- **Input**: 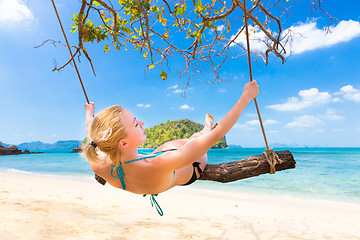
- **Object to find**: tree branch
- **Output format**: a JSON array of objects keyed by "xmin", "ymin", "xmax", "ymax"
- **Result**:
[{"xmin": 199, "ymin": 150, "xmax": 296, "ymax": 182}]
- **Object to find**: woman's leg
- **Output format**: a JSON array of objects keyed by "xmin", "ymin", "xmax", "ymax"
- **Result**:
[
  {"xmin": 152, "ymin": 113, "xmax": 215, "ymax": 152},
  {"xmin": 153, "ymin": 114, "xmax": 213, "ymax": 184},
  {"xmin": 187, "ymin": 113, "xmax": 214, "ymax": 140}
]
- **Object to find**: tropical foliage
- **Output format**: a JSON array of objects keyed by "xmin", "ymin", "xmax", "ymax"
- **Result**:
[
  {"xmin": 45, "ymin": 0, "xmax": 333, "ymax": 86},
  {"xmin": 140, "ymin": 118, "xmax": 227, "ymax": 149}
]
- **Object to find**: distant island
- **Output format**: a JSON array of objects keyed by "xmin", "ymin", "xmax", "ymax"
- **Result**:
[
  {"xmin": 0, "ymin": 140, "xmax": 82, "ymax": 152},
  {"xmin": 140, "ymin": 118, "xmax": 228, "ymax": 149},
  {"xmin": 0, "ymin": 144, "xmax": 43, "ymax": 155},
  {"xmin": 17, "ymin": 140, "xmax": 83, "ymax": 151}
]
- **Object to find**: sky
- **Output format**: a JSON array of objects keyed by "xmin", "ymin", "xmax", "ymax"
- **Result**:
[{"xmin": 0, "ymin": 0, "xmax": 359, "ymax": 147}]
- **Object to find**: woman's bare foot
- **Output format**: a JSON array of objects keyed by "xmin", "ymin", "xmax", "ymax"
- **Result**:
[
  {"xmin": 205, "ymin": 113, "xmax": 214, "ymax": 129},
  {"xmin": 188, "ymin": 113, "xmax": 216, "ymax": 140}
]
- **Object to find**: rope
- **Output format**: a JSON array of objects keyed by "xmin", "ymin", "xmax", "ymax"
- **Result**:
[
  {"xmin": 264, "ymin": 148, "xmax": 283, "ymax": 174},
  {"xmin": 51, "ymin": 0, "xmax": 90, "ymax": 104},
  {"xmin": 243, "ymin": 0, "xmax": 281, "ymax": 173},
  {"xmin": 53, "ymin": 0, "xmax": 109, "ymax": 183}
]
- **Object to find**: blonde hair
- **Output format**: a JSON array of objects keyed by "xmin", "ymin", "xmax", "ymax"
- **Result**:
[{"xmin": 82, "ymin": 105, "xmax": 127, "ymax": 167}]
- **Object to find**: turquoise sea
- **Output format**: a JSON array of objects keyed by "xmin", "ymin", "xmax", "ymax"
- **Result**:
[{"xmin": 1, "ymin": 147, "xmax": 359, "ymax": 202}]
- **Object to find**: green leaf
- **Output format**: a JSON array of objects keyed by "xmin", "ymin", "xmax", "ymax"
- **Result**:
[
  {"xmin": 179, "ymin": 7, "xmax": 185, "ymax": 16},
  {"xmin": 119, "ymin": 0, "xmax": 127, "ymax": 5},
  {"xmin": 194, "ymin": 0, "xmax": 203, "ymax": 13},
  {"xmin": 104, "ymin": 44, "xmax": 110, "ymax": 53},
  {"xmin": 206, "ymin": 21, "xmax": 213, "ymax": 28},
  {"xmin": 183, "ymin": 3, "xmax": 187, "ymax": 12},
  {"xmin": 150, "ymin": 5, "xmax": 159, "ymax": 12},
  {"xmin": 160, "ymin": 18, "xmax": 167, "ymax": 26},
  {"xmin": 122, "ymin": 26, "xmax": 131, "ymax": 33},
  {"xmin": 143, "ymin": 3, "xmax": 150, "ymax": 11},
  {"xmin": 160, "ymin": 71, "xmax": 167, "ymax": 80},
  {"xmin": 189, "ymin": 31, "xmax": 197, "ymax": 38},
  {"xmin": 163, "ymin": 29, "xmax": 170, "ymax": 38},
  {"xmin": 157, "ymin": 11, "xmax": 163, "ymax": 21}
]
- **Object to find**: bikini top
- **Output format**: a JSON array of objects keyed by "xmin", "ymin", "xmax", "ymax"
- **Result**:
[{"xmin": 110, "ymin": 149, "xmax": 176, "ymax": 216}]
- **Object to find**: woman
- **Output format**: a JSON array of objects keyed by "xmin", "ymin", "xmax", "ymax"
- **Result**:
[{"xmin": 83, "ymin": 80, "xmax": 259, "ymax": 197}]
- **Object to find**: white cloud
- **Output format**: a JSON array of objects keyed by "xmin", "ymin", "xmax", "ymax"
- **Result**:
[
  {"xmin": 167, "ymin": 84, "xmax": 178, "ymax": 89},
  {"xmin": 338, "ymin": 85, "xmax": 360, "ymax": 102},
  {"xmin": 173, "ymin": 89, "xmax": 183, "ymax": 94},
  {"xmin": 246, "ymin": 120, "xmax": 260, "ymax": 126},
  {"xmin": 267, "ymin": 88, "xmax": 331, "ymax": 111},
  {"xmin": 230, "ymin": 19, "xmax": 360, "ymax": 56},
  {"xmin": 284, "ymin": 20, "xmax": 360, "ymax": 55},
  {"xmin": 246, "ymin": 119, "xmax": 278, "ymax": 126},
  {"xmin": 180, "ymin": 104, "xmax": 194, "ymax": 110},
  {"xmin": 233, "ymin": 123, "xmax": 255, "ymax": 131},
  {"xmin": 0, "ymin": 0, "xmax": 34, "ymax": 27},
  {"xmin": 320, "ymin": 108, "xmax": 344, "ymax": 120},
  {"xmin": 332, "ymin": 97, "xmax": 342, "ymax": 103},
  {"xmin": 264, "ymin": 119, "xmax": 279, "ymax": 125},
  {"xmin": 286, "ymin": 115, "xmax": 323, "ymax": 128},
  {"xmin": 137, "ymin": 104, "xmax": 151, "ymax": 108},
  {"xmin": 167, "ymin": 84, "xmax": 186, "ymax": 94},
  {"xmin": 230, "ymin": 25, "xmax": 268, "ymax": 52}
]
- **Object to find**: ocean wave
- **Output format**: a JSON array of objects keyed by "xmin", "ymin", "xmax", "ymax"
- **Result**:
[
  {"xmin": 4, "ymin": 168, "xmax": 93, "ymax": 181},
  {"xmin": 6, "ymin": 168, "xmax": 34, "ymax": 175}
]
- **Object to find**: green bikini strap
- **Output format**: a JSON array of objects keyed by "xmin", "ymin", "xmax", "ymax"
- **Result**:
[
  {"xmin": 143, "ymin": 171, "xmax": 175, "ymax": 216},
  {"xmin": 143, "ymin": 194, "xmax": 163, "ymax": 216},
  {"xmin": 111, "ymin": 163, "xmax": 126, "ymax": 190},
  {"xmin": 111, "ymin": 153, "xmax": 162, "ymax": 190}
]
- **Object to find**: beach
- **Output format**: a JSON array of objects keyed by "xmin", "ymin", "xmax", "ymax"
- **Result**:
[{"xmin": 1, "ymin": 171, "xmax": 359, "ymax": 240}]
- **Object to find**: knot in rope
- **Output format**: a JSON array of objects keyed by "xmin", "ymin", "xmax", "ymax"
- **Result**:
[{"xmin": 263, "ymin": 148, "xmax": 282, "ymax": 174}]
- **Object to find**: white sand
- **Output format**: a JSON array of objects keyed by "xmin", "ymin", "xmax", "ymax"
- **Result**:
[{"xmin": 0, "ymin": 171, "xmax": 359, "ymax": 240}]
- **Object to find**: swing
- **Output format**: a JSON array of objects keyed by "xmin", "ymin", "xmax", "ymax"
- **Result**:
[{"xmin": 51, "ymin": 0, "xmax": 296, "ymax": 214}]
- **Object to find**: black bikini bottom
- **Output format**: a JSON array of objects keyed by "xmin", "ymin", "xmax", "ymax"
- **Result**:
[{"xmin": 181, "ymin": 162, "xmax": 203, "ymax": 186}]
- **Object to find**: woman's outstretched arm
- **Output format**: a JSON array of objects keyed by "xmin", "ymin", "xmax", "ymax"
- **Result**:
[
  {"xmin": 210, "ymin": 80, "xmax": 259, "ymax": 143},
  {"xmin": 155, "ymin": 81, "xmax": 259, "ymax": 172}
]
